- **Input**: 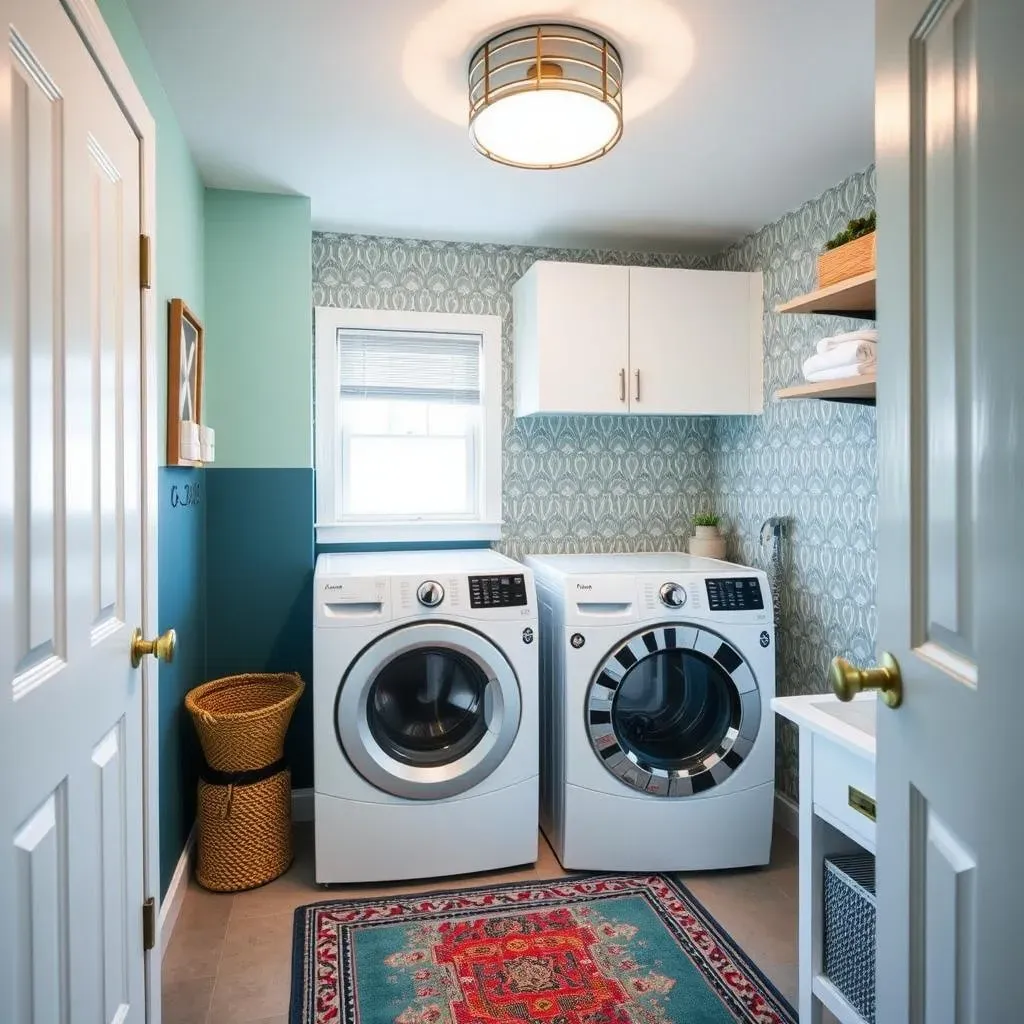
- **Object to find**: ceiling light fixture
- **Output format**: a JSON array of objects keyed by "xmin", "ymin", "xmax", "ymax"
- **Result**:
[{"xmin": 468, "ymin": 24, "xmax": 623, "ymax": 170}]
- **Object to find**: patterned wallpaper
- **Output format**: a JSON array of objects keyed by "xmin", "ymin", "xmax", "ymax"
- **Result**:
[
  {"xmin": 311, "ymin": 237, "xmax": 716, "ymax": 560},
  {"xmin": 712, "ymin": 166, "xmax": 878, "ymax": 801}
]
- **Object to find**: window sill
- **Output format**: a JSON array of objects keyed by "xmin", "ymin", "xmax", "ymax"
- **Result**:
[{"xmin": 315, "ymin": 521, "xmax": 503, "ymax": 545}]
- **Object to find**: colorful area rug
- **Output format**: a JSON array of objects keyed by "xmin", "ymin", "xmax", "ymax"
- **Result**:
[{"xmin": 290, "ymin": 874, "xmax": 796, "ymax": 1023}]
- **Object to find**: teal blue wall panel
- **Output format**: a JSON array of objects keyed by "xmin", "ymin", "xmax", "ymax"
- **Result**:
[
  {"xmin": 204, "ymin": 469, "xmax": 315, "ymax": 786},
  {"xmin": 157, "ymin": 470, "xmax": 205, "ymax": 894}
]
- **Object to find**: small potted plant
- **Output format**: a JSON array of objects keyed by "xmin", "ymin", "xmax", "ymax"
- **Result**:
[{"xmin": 688, "ymin": 512, "xmax": 727, "ymax": 560}]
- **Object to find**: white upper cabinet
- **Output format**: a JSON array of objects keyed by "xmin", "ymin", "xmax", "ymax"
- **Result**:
[
  {"xmin": 513, "ymin": 261, "xmax": 763, "ymax": 417},
  {"xmin": 513, "ymin": 261, "xmax": 630, "ymax": 415},
  {"xmin": 628, "ymin": 267, "xmax": 763, "ymax": 415}
]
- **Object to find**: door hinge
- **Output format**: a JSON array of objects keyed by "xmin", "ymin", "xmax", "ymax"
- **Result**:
[
  {"xmin": 139, "ymin": 233, "xmax": 152, "ymax": 290},
  {"xmin": 142, "ymin": 897, "xmax": 156, "ymax": 951}
]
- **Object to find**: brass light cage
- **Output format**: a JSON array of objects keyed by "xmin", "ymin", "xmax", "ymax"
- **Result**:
[{"xmin": 468, "ymin": 24, "xmax": 624, "ymax": 169}]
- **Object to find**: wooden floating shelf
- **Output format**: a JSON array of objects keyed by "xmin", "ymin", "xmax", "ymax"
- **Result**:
[
  {"xmin": 775, "ymin": 270, "xmax": 876, "ymax": 318},
  {"xmin": 775, "ymin": 373, "xmax": 876, "ymax": 404}
]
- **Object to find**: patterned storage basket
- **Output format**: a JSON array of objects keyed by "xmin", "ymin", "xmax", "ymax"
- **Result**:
[
  {"xmin": 186, "ymin": 673, "xmax": 304, "ymax": 892},
  {"xmin": 824, "ymin": 852, "xmax": 877, "ymax": 1023}
]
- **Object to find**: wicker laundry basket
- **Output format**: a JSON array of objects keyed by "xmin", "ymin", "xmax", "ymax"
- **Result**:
[{"xmin": 186, "ymin": 673, "xmax": 304, "ymax": 892}]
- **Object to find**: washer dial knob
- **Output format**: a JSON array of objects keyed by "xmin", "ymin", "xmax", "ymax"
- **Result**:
[
  {"xmin": 417, "ymin": 580, "xmax": 445, "ymax": 608},
  {"xmin": 659, "ymin": 582, "xmax": 686, "ymax": 609}
]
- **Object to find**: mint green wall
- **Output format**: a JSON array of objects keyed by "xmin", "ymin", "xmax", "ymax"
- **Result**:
[
  {"xmin": 96, "ymin": 0, "xmax": 208, "ymax": 899},
  {"xmin": 204, "ymin": 191, "xmax": 313, "ymax": 468},
  {"xmin": 96, "ymin": 0, "xmax": 205, "ymax": 457}
]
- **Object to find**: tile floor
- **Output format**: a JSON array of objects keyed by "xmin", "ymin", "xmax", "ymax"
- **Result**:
[{"xmin": 162, "ymin": 823, "xmax": 799, "ymax": 1024}]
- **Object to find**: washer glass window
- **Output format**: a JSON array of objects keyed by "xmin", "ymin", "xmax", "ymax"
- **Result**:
[
  {"xmin": 368, "ymin": 647, "xmax": 489, "ymax": 767},
  {"xmin": 336, "ymin": 622, "xmax": 523, "ymax": 801},
  {"xmin": 613, "ymin": 649, "xmax": 739, "ymax": 773},
  {"xmin": 587, "ymin": 625, "xmax": 761, "ymax": 797}
]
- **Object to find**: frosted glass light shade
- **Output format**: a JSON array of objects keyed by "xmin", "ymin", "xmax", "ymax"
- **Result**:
[{"xmin": 468, "ymin": 25, "xmax": 623, "ymax": 170}]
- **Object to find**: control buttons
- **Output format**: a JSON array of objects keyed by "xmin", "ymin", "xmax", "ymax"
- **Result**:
[
  {"xmin": 760, "ymin": 631, "xmax": 771, "ymax": 648},
  {"xmin": 659, "ymin": 582, "xmax": 687, "ymax": 609},
  {"xmin": 468, "ymin": 574, "xmax": 528, "ymax": 609},
  {"xmin": 416, "ymin": 580, "xmax": 445, "ymax": 608},
  {"xmin": 570, "ymin": 633, "xmax": 586, "ymax": 649},
  {"xmin": 522, "ymin": 627, "xmax": 534, "ymax": 645}
]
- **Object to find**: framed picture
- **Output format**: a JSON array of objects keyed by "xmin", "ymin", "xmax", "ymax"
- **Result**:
[{"xmin": 167, "ymin": 299, "xmax": 205, "ymax": 466}]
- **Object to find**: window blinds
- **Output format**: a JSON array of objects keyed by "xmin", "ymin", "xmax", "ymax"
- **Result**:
[{"xmin": 337, "ymin": 329, "xmax": 482, "ymax": 404}]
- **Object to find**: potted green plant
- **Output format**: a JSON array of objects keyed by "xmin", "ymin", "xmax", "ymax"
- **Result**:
[{"xmin": 689, "ymin": 512, "xmax": 727, "ymax": 560}]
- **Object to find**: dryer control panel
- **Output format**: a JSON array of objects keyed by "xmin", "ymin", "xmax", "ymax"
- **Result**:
[
  {"xmin": 705, "ymin": 576, "xmax": 764, "ymax": 611},
  {"xmin": 469, "ymin": 574, "xmax": 528, "ymax": 609}
]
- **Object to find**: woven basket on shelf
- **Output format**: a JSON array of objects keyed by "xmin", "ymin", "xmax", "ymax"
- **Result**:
[
  {"xmin": 817, "ymin": 231, "xmax": 876, "ymax": 288},
  {"xmin": 185, "ymin": 673, "xmax": 304, "ymax": 892}
]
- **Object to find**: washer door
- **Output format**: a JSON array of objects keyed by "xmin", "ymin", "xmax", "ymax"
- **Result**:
[
  {"xmin": 586, "ymin": 624, "xmax": 761, "ymax": 797},
  {"xmin": 337, "ymin": 623, "xmax": 522, "ymax": 800}
]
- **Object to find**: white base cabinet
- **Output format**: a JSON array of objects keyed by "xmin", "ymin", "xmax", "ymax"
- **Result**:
[{"xmin": 513, "ymin": 260, "xmax": 763, "ymax": 417}]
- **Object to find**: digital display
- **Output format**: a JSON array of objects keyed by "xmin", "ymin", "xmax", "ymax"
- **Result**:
[
  {"xmin": 469, "ymin": 574, "xmax": 528, "ymax": 609},
  {"xmin": 705, "ymin": 577, "xmax": 764, "ymax": 611}
]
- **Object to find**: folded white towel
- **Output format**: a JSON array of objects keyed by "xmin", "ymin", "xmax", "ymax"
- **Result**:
[
  {"xmin": 802, "ymin": 340, "xmax": 877, "ymax": 379},
  {"xmin": 816, "ymin": 328, "xmax": 879, "ymax": 354},
  {"xmin": 804, "ymin": 363, "xmax": 876, "ymax": 383}
]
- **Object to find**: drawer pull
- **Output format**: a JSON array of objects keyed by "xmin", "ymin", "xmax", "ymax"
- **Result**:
[{"xmin": 848, "ymin": 786, "xmax": 876, "ymax": 822}]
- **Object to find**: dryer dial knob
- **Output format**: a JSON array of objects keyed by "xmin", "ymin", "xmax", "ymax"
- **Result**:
[
  {"xmin": 417, "ymin": 580, "xmax": 445, "ymax": 608},
  {"xmin": 659, "ymin": 582, "xmax": 686, "ymax": 609}
]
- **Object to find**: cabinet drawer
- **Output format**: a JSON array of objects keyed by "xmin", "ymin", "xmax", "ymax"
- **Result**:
[{"xmin": 812, "ymin": 736, "xmax": 876, "ymax": 848}]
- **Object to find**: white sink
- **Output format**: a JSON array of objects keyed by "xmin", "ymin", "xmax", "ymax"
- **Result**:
[
  {"xmin": 810, "ymin": 694, "xmax": 877, "ymax": 738},
  {"xmin": 771, "ymin": 691, "xmax": 877, "ymax": 758}
]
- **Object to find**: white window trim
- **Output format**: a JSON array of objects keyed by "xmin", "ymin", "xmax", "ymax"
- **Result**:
[{"xmin": 314, "ymin": 307, "xmax": 503, "ymax": 544}]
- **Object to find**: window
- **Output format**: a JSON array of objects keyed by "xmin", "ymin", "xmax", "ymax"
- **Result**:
[{"xmin": 315, "ymin": 308, "xmax": 503, "ymax": 543}]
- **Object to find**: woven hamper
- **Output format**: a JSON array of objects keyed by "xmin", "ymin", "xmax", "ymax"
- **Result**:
[{"xmin": 186, "ymin": 673, "xmax": 304, "ymax": 892}]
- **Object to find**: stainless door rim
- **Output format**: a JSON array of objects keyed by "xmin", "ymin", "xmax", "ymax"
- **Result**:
[
  {"xmin": 336, "ymin": 622, "xmax": 522, "ymax": 800},
  {"xmin": 586, "ymin": 622, "xmax": 762, "ymax": 798}
]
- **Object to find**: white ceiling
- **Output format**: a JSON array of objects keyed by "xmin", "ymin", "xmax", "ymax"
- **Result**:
[{"xmin": 125, "ymin": 0, "xmax": 874, "ymax": 253}]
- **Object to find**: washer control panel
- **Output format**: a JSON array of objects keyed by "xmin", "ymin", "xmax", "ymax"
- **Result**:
[
  {"xmin": 705, "ymin": 577, "xmax": 764, "ymax": 611},
  {"xmin": 469, "ymin": 573, "xmax": 528, "ymax": 609}
]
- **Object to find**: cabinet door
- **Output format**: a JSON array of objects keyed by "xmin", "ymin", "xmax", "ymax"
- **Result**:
[
  {"xmin": 515, "ymin": 262, "xmax": 630, "ymax": 415},
  {"xmin": 628, "ymin": 267, "xmax": 763, "ymax": 415}
]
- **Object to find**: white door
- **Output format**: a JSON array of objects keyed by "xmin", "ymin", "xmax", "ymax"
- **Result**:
[
  {"xmin": 514, "ymin": 261, "xmax": 630, "ymax": 414},
  {"xmin": 875, "ymin": 0, "xmax": 1023, "ymax": 1019},
  {"xmin": 0, "ymin": 0, "xmax": 148, "ymax": 1020},
  {"xmin": 628, "ymin": 267, "xmax": 763, "ymax": 415}
]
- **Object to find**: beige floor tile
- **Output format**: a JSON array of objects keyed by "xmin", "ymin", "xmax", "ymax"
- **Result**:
[
  {"xmin": 162, "ymin": 975, "xmax": 214, "ymax": 1024},
  {"xmin": 206, "ymin": 963, "xmax": 292, "ymax": 1023},
  {"xmin": 756, "ymin": 958, "xmax": 799, "ymax": 1008},
  {"xmin": 219, "ymin": 912, "xmax": 295, "ymax": 977}
]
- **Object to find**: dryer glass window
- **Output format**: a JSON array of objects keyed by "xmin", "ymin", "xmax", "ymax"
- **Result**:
[
  {"xmin": 613, "ymin": 650, "xmax": 739, "ymax": 772},
  {"xmin": 367, "ymin": 648, "xmax": 489, "ymax": 767}
]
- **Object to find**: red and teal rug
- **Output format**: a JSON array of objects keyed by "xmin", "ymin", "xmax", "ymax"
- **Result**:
[{"xmin": 290, "ymin": 874, "xmax": 796, "ymax": 1023}]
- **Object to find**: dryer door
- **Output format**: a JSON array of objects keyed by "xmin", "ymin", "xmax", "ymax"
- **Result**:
[
  {"xmin": 586, "ymin": 624, "xmax": 761, "ymax": 797},
  {"xmin": 336, "ymin": 622, "xmax": 522, "ymax": 800}
]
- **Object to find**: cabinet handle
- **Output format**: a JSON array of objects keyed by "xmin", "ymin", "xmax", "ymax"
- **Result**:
[
  {"xmin": 619, "ymin": 368, "xmax": 626, "ymax": 403},
  {"xmin": 848, "ymin": 786, "xmax": 876, "ymax": 822},
  {"xmin": 634, "ymin": 369, "xmax": 641, "ymax": 402}
]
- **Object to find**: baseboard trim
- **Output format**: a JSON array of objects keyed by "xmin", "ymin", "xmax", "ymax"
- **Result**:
[
  {"xmin": 774, "ymin": 792, "xmax": 799, "ymax": 837},
  {"xmin": 158, "ymin": 824, "xmax": 195, "ymax": 956},
  {"xmin": 292, "ymin": 787, "xmax": 314, "ymax": 823}
]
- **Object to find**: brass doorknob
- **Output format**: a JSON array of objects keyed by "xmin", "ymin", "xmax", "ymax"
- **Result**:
[
  {"xmin": 830, "ymin": 652, "xmax": 902, "ymax": 708},
  {"xmin": 130, "ymin": 627, "xmax": 176, "ymax": 668}
]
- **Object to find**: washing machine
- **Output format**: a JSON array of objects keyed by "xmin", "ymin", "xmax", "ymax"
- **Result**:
[
  {"xmin": 313, "ymin": 550, "xmax": 539, "ymax": 883},
  {"xmin": 526, "ymin": 552, "xmax": 775, "ymax": 872}
]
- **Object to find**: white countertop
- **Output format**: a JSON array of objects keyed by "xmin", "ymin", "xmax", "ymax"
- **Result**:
[{"xmin": 771, "ymin": 692, "xmax": 877, "ymax": 760}]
